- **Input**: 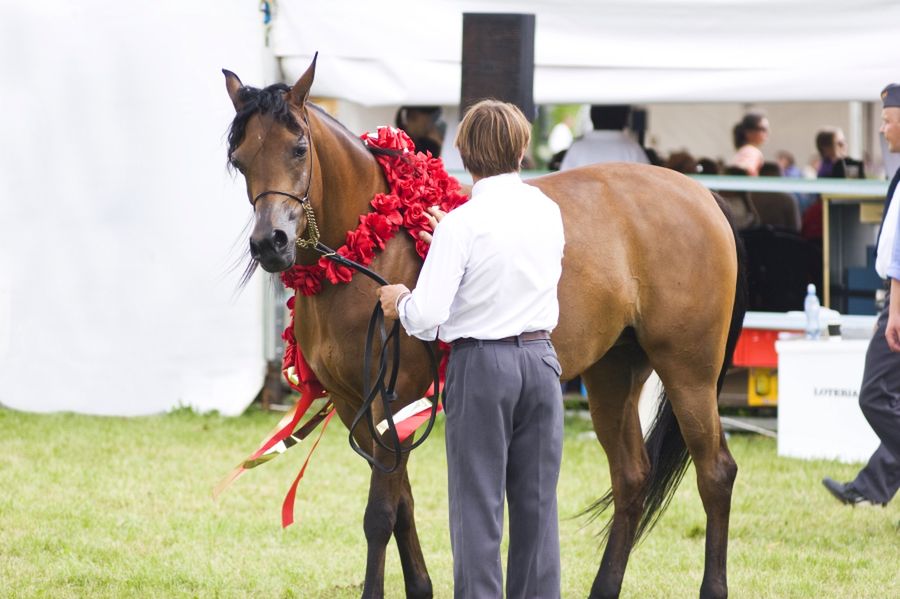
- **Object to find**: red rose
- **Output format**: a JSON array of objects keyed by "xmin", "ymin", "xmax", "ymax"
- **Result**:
[
  {"xmin": 371, "ymin": 193, "xmax": 402, "ymax": 215},
  {"xmin": 403, "ymin": 203, "xmax": 431, "ymax": 230},
  {"xmin": 361, "ymin": 212, "xmax": 395, "ymax": 249},
  {"xmin": 394, "ymin": 177, "xmax": 416, "ymax": 200},
  {"xmin": 297, "ymin": 271, "xmax": 324, "ymax": 296},
  {"xmin": 393, "ymin": 129, "xmax": 415, "ymax": 152},
  {"xmin": 415, "ymin": 237, "xmax": 431, "ymax": 259},
  {"xmin": 346, "ymin": 228, "xmax": 376, "ymax": 264},
  {"xmin": 321, "ymin": 247, "xmax": 354, "ymax": 284},
  {"xmin": 441, "ymin": 192, "xmax": 468, "ymax": 213}
]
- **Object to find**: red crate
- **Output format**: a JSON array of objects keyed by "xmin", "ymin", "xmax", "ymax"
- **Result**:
[{"xmin": 732, "ymin": 328, "xmax": 798, "ymax": 369}]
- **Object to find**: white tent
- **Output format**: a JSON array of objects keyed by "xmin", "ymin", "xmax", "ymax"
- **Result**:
[
  {"xmin": 272, "ymin": 0, "xmax": 900, "ymax": 106},
  {"xmin": 0, "ymin": 1, "xmax": 269, "ymax": 416},
  {"xmin": 2, "ymin": 1, "xmax": 897, "ymax": 417}
]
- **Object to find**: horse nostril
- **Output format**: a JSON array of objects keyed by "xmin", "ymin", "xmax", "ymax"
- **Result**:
[
  {"xmin": 273, "ymin": 229, "xmax": 288, "ymax": 249},
  {"xmin": 249, "ymin": 238, "xmax": 261, "ymax": 260}
]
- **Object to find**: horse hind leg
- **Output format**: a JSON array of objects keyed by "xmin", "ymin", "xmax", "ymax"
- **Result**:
[
  {"xmin": 581, "ymin": 343, "xmax": 653, "ymax": 599},
  {"xmin": 654, "ymin": 357, "xmax": 737, "ymax": 599}
]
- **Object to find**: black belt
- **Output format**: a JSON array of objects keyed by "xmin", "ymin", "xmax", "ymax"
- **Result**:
[{"xmin": 451, "ymin": 330, "xmax": 551, "ymax": 348}]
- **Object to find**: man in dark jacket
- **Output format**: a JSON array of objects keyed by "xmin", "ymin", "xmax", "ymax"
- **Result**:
[{"xmin": 822, "ymin": 83, "xmax": 900, "ymax": 507}]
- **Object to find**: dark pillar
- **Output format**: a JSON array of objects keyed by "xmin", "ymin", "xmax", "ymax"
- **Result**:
[
  {"xmin": 461, "ymin": 13, "xmax": 535, "ymax": 121},
  {"xmin": 631, "ymin": 108, "xmax": 648, "ymax": 147}
]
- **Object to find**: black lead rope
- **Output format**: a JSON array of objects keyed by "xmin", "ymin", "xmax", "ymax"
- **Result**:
[{"xmin": 314, "ymin": 241, "xmax": 442, "ymax": 473}]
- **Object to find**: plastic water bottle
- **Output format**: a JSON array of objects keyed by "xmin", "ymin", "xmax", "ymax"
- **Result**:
[{"xmin": 804, "ymin": 284, "xmax": 820, "ymax": 339}]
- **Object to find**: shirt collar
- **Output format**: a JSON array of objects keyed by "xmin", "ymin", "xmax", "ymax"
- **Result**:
[
  {"xmin": 471, "ymin": 172, "xmax": 522, "ymax": 197},
  {"xmin": 583, "ymin": 130, "xmax": 629, "ymax": 140}
]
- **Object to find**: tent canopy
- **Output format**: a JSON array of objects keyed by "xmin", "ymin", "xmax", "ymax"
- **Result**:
[{"xmin": 272, "ymin": 0, "xmax": 900, "ymax": 106}]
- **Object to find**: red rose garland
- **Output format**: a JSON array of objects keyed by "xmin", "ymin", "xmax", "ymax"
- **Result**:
[{"xmin": 278, "ymin": 127, "xmax": 468, "ymax": 397}]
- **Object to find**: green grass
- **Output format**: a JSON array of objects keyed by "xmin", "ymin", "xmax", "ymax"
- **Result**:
[{"xmin": 0, "ymin": 407, "xmax": 896, "ymax": 598}]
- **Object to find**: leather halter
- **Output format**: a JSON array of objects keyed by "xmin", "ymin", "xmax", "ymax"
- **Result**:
[{"xmin": 250, "ymin": 116, "xmax": 321, "ymax": 250}]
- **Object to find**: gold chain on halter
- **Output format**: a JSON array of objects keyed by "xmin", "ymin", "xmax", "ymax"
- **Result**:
[{"xmin": 296, "ymin": 201, "xmax": 321, "ymax": 249}]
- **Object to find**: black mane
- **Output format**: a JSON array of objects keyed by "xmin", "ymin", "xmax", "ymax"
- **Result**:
[
  {"xmin": 226, "ymin": 83, "xmax": 301, "ymax": 160},
  {"xmin": 226, "ymin": 83, "xmax": 405, "ymax": 164}
]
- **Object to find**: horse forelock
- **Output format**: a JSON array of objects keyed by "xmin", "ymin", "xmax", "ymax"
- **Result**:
[{"xmin": 226, "ymin": 83, "xmax": 302, "ymax": 161}]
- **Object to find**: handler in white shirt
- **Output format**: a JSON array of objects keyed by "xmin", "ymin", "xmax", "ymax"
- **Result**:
[{"xmin": 379, "ymin": 99, "xmax": 565, "ymax": 599}]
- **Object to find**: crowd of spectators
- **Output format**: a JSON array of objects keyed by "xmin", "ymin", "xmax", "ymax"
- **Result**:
[
  {"xmin": 546, "ymin": 107, "xmax": 868, "ymax": 237},
  {"xmin": 541, "ymin": 107, "xmax": 875, "ymax": 312}
]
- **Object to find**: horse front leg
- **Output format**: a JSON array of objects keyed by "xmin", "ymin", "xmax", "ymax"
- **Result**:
[
  {"xmin": 394, "ymin": 471, "xmax": 433, "ymax": 598},
  {"xmin": 361, "ymin": 446, "xmax": 426, "ymax": 599}
]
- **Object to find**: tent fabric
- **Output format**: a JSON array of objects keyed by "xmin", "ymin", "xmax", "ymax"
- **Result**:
[
  {"xmin": 272, "ymin": 0, "xmax": 900, "ymax": 105},
  {"xmin": 0, "ymin": 1, "xmax": 268, "ymax": 416}
]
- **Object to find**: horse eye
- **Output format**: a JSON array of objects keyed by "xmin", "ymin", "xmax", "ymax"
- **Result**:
[
  {"xmin": 293, "ymin": 144, "xmax": 308, "ymax": 158},
  {"xmin": 229, "ymin": 157, "xmax": 243, "ymax": 171}
]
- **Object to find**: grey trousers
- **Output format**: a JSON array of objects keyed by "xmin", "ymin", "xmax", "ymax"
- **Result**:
[
  {"xmin": 850, "ymin": 296, "xmax": 900, "ymax": 504},
  {"xmin": 444, "ymin": 338, "xmax": 563, "ymax": 599}
]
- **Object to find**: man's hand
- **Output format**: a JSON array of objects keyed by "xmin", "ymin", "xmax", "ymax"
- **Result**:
[
  {"xmin": 418, "ymin": 206, "xmax": 447, "ymax": 245},
  {"xmin": 888, "ymin": 279, "xmax": 900, "ymax": 353},
  {"xmin": 886, "ymin": 313, "xmax": 900, "ymax": 352},
  {"xmin": 378, "ymin": 284, "xmax": 411, "ymax": 320}
]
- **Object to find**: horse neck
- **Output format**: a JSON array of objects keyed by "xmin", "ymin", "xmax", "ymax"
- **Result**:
[{"xmin": 308, "ymin": 110, "xmax": 387, "ymax": 248}]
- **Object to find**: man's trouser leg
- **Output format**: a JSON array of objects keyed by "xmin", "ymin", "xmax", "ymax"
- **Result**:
[
  {"xmin": 852, "ymin": 300, "xmax": 900, "ymax": 504},
  {"xmin": 505, "ymin": 340, "xmax": 563, "ymax": 599},
  {"xmin": 445, "ymin": 342, "xmax": 515, "ymax": 599}
]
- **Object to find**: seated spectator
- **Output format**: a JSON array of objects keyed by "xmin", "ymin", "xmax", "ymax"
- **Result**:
[
  {"xmin": 719, "ymin": 166, "xmax": 760, "ymax": 229},
  {"xmin": 804, "ymin": 128, "xmax": 867, "ymax": 241},
  {"xmin": 815, "ymin": 127, "xmax": 847, "ymax": 177},
  {"xmin": 776, "ymin": 149, "xmax": 817, "ymax": 215},
  {"xmin": 697, "ymin": 157, "xmax": 720, "ymax": 174},
  {"xmin": 750, "ymin": 162, "xmax": 801, "ymax": 231},
  {"xmin": 776, "ymin": 150, "xmax": 802, "ymax": 178},
  {"xmin": 560, "ymin": 105, "xmax": 650, "ymax": 169},
  {"xmin": 728, "ymin": 112, "xmax": 769, "ymax": 176},
  {"xmin": 664, "ymin": 150, "xmax": 698, "ymax": 174},
  {"xmin": 815, "ymin": 127, "xmax": 865, "ymax": 178}
]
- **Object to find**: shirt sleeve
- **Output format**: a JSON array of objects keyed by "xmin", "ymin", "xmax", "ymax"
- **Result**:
[
  {"xmin": 398, "ymin": 214, "xmax": 469, "ymax": 340},
  {"xmin": 887, "ymin": 208, "xmax": 900, "ymax": 280}
]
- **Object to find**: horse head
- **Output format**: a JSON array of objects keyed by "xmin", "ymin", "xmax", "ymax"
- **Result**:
[{"xmin": 224, "ymin": 56, "xmax": 319, "ymax": 273}]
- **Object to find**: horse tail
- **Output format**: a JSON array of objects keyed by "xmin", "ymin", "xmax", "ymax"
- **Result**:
[
  {"xmin": 712, "ymin": 190, "xmax": 749, "ymax": 396},
  {"xmin": 582, "ymin": 190, "xmax": 748, "ymax": 545}
]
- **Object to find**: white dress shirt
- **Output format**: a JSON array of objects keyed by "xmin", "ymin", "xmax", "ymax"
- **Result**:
[
  {"xmin": 398, "ymin": 172, "xmax": 565, "ymax": 342},
  {"xmin": 876, "ymin": 183, "xmax": 900, "ymax": 279},
  {"xmin": 560, "ymin": 130, "xmax": 649, "ymax": 170}
]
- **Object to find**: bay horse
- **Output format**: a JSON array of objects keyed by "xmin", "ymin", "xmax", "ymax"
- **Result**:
[{"xmin": 223, "ymin": 57, "xmax": 745, "ymax": 599}]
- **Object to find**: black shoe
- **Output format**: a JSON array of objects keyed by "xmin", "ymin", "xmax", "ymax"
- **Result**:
[{"xmin": 822, "ymin": 477, "xmax": 886, "ymax": 507}]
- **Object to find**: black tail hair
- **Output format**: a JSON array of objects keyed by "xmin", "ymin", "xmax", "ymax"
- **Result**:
[{"xmin": 582, "ymin": 190, "xmax": 748, "ymax": 545}]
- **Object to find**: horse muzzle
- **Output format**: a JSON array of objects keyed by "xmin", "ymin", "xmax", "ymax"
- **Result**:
[{"xmin": 249, "ymin": 225, "xmax": 296, "ymax": 272}]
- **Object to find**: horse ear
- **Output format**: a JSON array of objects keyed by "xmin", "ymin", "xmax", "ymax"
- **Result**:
[
  {"xmin": 288, "ymin": 52, "xmax": 318, "ymax": 107},
  {"xmin": 223, "ymin": 69, "xmax": 245, "ymax": 111}
]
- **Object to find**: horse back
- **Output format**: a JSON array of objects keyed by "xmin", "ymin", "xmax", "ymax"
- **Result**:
[{"xmin": 527, "ymin": 163, "xmax": 738, "ymax": 378}]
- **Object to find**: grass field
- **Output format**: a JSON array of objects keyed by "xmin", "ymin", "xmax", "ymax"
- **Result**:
[{"xmin": 0, "ymin": 406, "xmax": 897, "ymax": 598}]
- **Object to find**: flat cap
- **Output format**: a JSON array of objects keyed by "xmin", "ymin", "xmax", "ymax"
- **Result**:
[{"xmin": 881, "ymin": 83, "xmax": 900, "ymax": 108}]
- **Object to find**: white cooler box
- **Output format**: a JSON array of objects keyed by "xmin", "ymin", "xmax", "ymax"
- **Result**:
[{"xmin": 775, "ymin": 339, "xmax": 880, "ymax": 463}]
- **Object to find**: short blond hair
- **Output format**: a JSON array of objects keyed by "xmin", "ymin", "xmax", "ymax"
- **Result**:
[{"xmin": 455, "ymin": 100, "xmax": 531, "ymax": 178}]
